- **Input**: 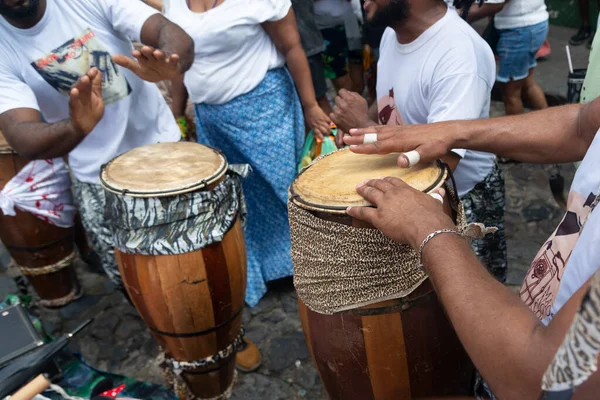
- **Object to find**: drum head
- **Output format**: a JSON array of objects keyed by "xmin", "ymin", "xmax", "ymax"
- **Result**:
[
  {"xmin": 100, "ymin": 142, "xmax": 228, "ymax": 197},
  {"xmin": 0, "ymin": 131, "xmax": 14, "ymax": 154},
  {"xmin": 291, "ymin": 149, "xmax": 446, "ymax": 213}
]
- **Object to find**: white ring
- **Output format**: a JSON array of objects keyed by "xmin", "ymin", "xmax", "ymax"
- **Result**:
[
  {"xmin": 363, "ymin": 133, "xmax": 377, "ymax": 144},
  {"xmin": 430, "ymin": 193, "xmax": 444, "ymax": 204},
  {"xmin": 403, "ymin": 150, "xmax": 421, "ymax": 168}
]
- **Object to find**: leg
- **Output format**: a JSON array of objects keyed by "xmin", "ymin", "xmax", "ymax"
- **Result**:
[
  {"xmin": 580, "ymin": 0, "xmax": 591, "ymax": 28},
  {"xmin": 523, "ymin": 68, "xmax": 548, "ymax": 110},
  {"xmin": 71, "ymin": 178, "xmax": 122, "ymax": 288},
  {"xmin": 570, "ymin": 0, "xmax": 593, "ymax": 45},
  {"xmin": 348, "ymin": 50, "xmax": 364, "ymax": 94},
  {"xmin": 321, "ymin": 25, "xmax": 353, "ymax": 93},
  {"xmin": 460, "ymin": 163, "xmax": 508, "ymax": 283},
  {"xmin": 501, "ymin": 78, "xmax": 526, "ymax": 115},
  {"xmin": 307, "ymin": 54, "xmax": 333, "ymax": 116}
]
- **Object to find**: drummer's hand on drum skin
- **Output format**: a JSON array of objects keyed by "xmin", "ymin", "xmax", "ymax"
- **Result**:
[
  {"xmin": 330, "ymin": 89, "xmax": 376, "ymax": 134},
  {"xmin": 343, "ymin": 122, "xmax": 459, "ymax": 168},
  {"xmin": 304, "ymin": 104, "xmax": 331, "ymax": 139},
  {"xmin": 346, "ymin": 177, "xmax": 455, "ymax": 250},
  {"xmin": 69, "ymin": 68, "xmax": 105, "ymax": 136},
  {"xmin": 113, "ymin": 46, "xmax": 182, "ymax": 83}
]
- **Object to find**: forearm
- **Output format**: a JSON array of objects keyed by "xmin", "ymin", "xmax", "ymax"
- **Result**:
[
  {"xmin": 171, "ymin": 75, "xmax": 188, "ymax": 118},
  {"xmin": 452, "ymin": 102, "xmax": 595, "ymax": 163},
  {"xmin": 143, "ymin": 0, "xmax": 163, "ymax": 11},
  {"xmin": 466, "ymin": 4, "xmax": 504, "ymax": 23},
  {"xmin": 6, "ymin": 120, "xmax": 85, "ymax": 160},
  {"xmin": 140, "ymin": 14, "xmax": 194, "ymax": 73},
  {"xmin": 421, "ymin": 235, "xmax": 556, "ymax": 399},
  {"xmin": 285, "ymin": 46, "xmax": 318, "ymax": 109}
]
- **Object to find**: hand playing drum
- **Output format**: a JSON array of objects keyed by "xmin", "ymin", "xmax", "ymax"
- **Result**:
[
  {"xmin": 343, "ymin": 123, "xmax": 460, "ymax": 168},
  {"xmin": 347, "ymin": 177, "xmax": 454, "ymax": 250}
]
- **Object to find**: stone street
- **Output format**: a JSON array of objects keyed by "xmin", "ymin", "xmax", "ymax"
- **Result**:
[{"xmin": 0, "ymin": 22, "xmax": 585, "ymax": 400}]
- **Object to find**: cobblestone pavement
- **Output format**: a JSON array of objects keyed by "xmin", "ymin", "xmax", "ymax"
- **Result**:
[
  {"xmin": 0, "ymin": 21, "xmax": 583, "ymax": 396},
  {"xmin": 0, "ymin": 125, "xmax": 575, "ymax": 399}
]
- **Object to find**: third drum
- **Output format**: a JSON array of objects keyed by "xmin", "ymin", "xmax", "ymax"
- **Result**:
[
  {"xmin": 101, "ymin": 142, "xmax": 248, "ymax": 400},
  {"xmin": 0, "ymin": 131, "xmax": 80, "ymax": 308},
  {"xmin": 289, "ymin": 149, "xmax": 474, "ymax": 399}
]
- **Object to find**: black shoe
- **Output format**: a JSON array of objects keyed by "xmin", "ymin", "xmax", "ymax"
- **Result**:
[
  {"xmin": 588, "ymin": 33, "xmax": 595, "ymax": 49},
  {"xmin": 570, "ymin": 26, "xmax": 592, "ymax": 46}
]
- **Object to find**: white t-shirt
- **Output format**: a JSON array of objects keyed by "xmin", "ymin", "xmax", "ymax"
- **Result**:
[
  {"xmin": 313, "ymin": 0, "xmax": 353, "ymax": 29},
  {"xmin": 164, "ymin": 0, "xmax": 290, "ymax": 105},
  {"xmin": 376, "ymin": 10, "xmax": 496, "ymax": 197},
  {"xmin": 520, "ymin": 131, "xmax": 600, "ymax": 326},
  {"xmin": 494, "ymin": 0, "xmax": 548, "ymax": 30},
  {"xmin": 0, "ymin": 0, "xmax": 180, "ymax": 184}
]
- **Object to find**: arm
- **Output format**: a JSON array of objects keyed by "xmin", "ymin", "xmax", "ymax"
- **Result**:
[
  {"xmin": 111, "ymin": 0, "xmax": 194, "ymax": 82},
  {"xmin": 263, "ymin": 9, "xmax": 331, "ymax": 138},
  {"xmin": 0, "ymin": 69, "xmax": 104, "ymax": 160},
  {"xmin": 345, "ymin": 177, "xmax": 596, "ymax": 399},
  {"xmin": 466, "ymin": 2, "xmax": 505, "ymax": 23},
  {"xmin": 143, "ymin": 0, "xmax": 164, "ymax": 11},
  {"xmin": 344, "ymin": 99, "xmax": 597, "ymax": 167},
  {"xmin": 139, "ymin": 14, "xmax": 194, "ymax": 73},
  {"xmin": 171, "ymin": 74, "xmax": 188, "ymax": 119}
]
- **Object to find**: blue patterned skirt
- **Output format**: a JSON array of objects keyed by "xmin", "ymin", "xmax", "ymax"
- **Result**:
[{"xmin": 194, "ymin": 68, "xmax": 305, "ymax": 307}]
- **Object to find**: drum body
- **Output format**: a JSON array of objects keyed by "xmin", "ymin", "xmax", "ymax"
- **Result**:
[
  {"xmin": 290, "ymin": 150, "xmax": 474, "ymax": 399},
  {"xmin": 0, "ymin": 135, "xmax": 79, "ymax": 307},
  {"xmin": 101, "ymin": 142, "xmax": 247, "ymax": 400}
]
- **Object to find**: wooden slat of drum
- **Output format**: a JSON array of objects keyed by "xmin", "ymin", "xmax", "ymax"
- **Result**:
[
  {"xmin": 202, "ymin": 241, "xmax": 233, "ymax": 349},
  {"xmin": 304, "ymin": 305, "xmax": 376, "ymax": 400},
  {"xmin": 361, "ymin": 312, "xmax": 411, "ymax": 399},
  {"xmin": 222, "ymin": 220, "xmax": 247, "ymax": 323},
  {"xmin": 155, "ymin": 251, "xmax": 217, "ymax": 360},
  {"xmin": 401, "ymin": 290, "xmax": 474, "ymax": 398}
]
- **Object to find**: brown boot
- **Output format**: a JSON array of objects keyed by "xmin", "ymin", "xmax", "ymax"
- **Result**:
[{"xmin": 236, "ymin": 339, "xmax": 262, "ymax": 372}]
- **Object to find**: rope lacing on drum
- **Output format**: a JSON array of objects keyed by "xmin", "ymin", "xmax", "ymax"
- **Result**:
[{"xmin": 18, "ymin": 251, "xmax": 75, "ymax": 276}]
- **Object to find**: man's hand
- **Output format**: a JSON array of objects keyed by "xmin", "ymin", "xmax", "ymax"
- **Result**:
[
  {"xmin": 113, "ymin": 46, "xmax": 182, "ymax": 83},
  {"xmin": 304, "ymin": 104, "xmax": 331, "ymax": 139},
  {"xmin": 346, "ymin": 177, "xmax": 455, "ymax": 249},
  {"xmin": 343, "ymin": 122, "xmax": 460, "ymax": 168},
  {"xmin": 69, "ymin": 68, "xmax": 104, "ymax": 135},
  {"xmin": 330, "ymin": 89, "xmax": 375, "ymax": 133}
]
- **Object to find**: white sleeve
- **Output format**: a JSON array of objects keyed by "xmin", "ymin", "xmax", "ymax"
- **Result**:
[
  {"xmin": 265, "ymin": 0, "xmax": 292, "ymax": 21},
  {"xmin": 0, "ymin": 60, "xmax": 39, "ymax": 115},
  {"xmin": 427, "ymin": 72, "xmax": 491, "ymax": 158},
  {"xmin": 93, "ymin": 0, "xmax": 160, "ymax": 42}
]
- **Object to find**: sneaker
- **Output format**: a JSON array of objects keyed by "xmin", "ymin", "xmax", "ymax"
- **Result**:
[
  {"xmin": 236, "ymin": 339, "xmax": 262, "ymax": 372},
  {"xmin": 570, "ymin": 26, "xmax": 592, "ymax": 46}
]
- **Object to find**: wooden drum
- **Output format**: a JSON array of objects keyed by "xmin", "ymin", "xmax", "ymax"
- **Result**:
[
  {"xmin": 100, "ymin": 142, "xmax": 247, "ymax": 400},
  {"xmin": 0, "ymin": 132, "xmax": 80, "ymax": 308},
  {"xmin": 289, "ymin": 149, "xmax": 474, "ymax": 400}
]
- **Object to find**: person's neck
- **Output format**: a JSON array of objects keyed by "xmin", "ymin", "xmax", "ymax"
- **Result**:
[
  {"xmin": 3, "ymin": 0, "xmax": 46, "ymax": 29},
  {"xmin": 391, "ymin": 3, "xmax": 447, "ymax": 45}
]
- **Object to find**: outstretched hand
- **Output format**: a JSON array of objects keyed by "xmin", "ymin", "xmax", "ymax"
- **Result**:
[
  {"xmin": 346, "ymin": 177, "xmax": 455, "ymax": 250},
  {"xmin": 113, "ymin": 46, "xmax": 182, "ymax": 82},
  {"xmin": 69, "ymin": 67, "xmax": 104, "ymax": 135},
  {"xmin": 343, "ymin": 123, "xmax": 459, "ymax": 168}
]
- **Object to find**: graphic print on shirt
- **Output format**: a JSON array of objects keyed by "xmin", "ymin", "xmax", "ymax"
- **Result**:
[
  {"xmin": 377, "ymin": 88, "xmax": 405, "ymax": 126},
  {"xmin": 520, "ymin": 190, "xmax": 597, "ymax": 321},
  {"xmin": 31, "ymin": 28, "xmax": 131, "ymax": 105}
]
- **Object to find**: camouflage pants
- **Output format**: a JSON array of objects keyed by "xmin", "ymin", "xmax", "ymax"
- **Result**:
[
  {"xmin": 461, "ymin": 162, "xmax": 508, "ymax": 283},
  {"xmin": 71, "ymin": 177, "xmax": 121, "ymax": 288}
]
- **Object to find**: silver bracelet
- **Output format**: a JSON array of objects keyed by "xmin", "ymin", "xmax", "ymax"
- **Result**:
[{"xmin": 418, "ymin": 229, "xmax": 464, "ymax": 267}]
